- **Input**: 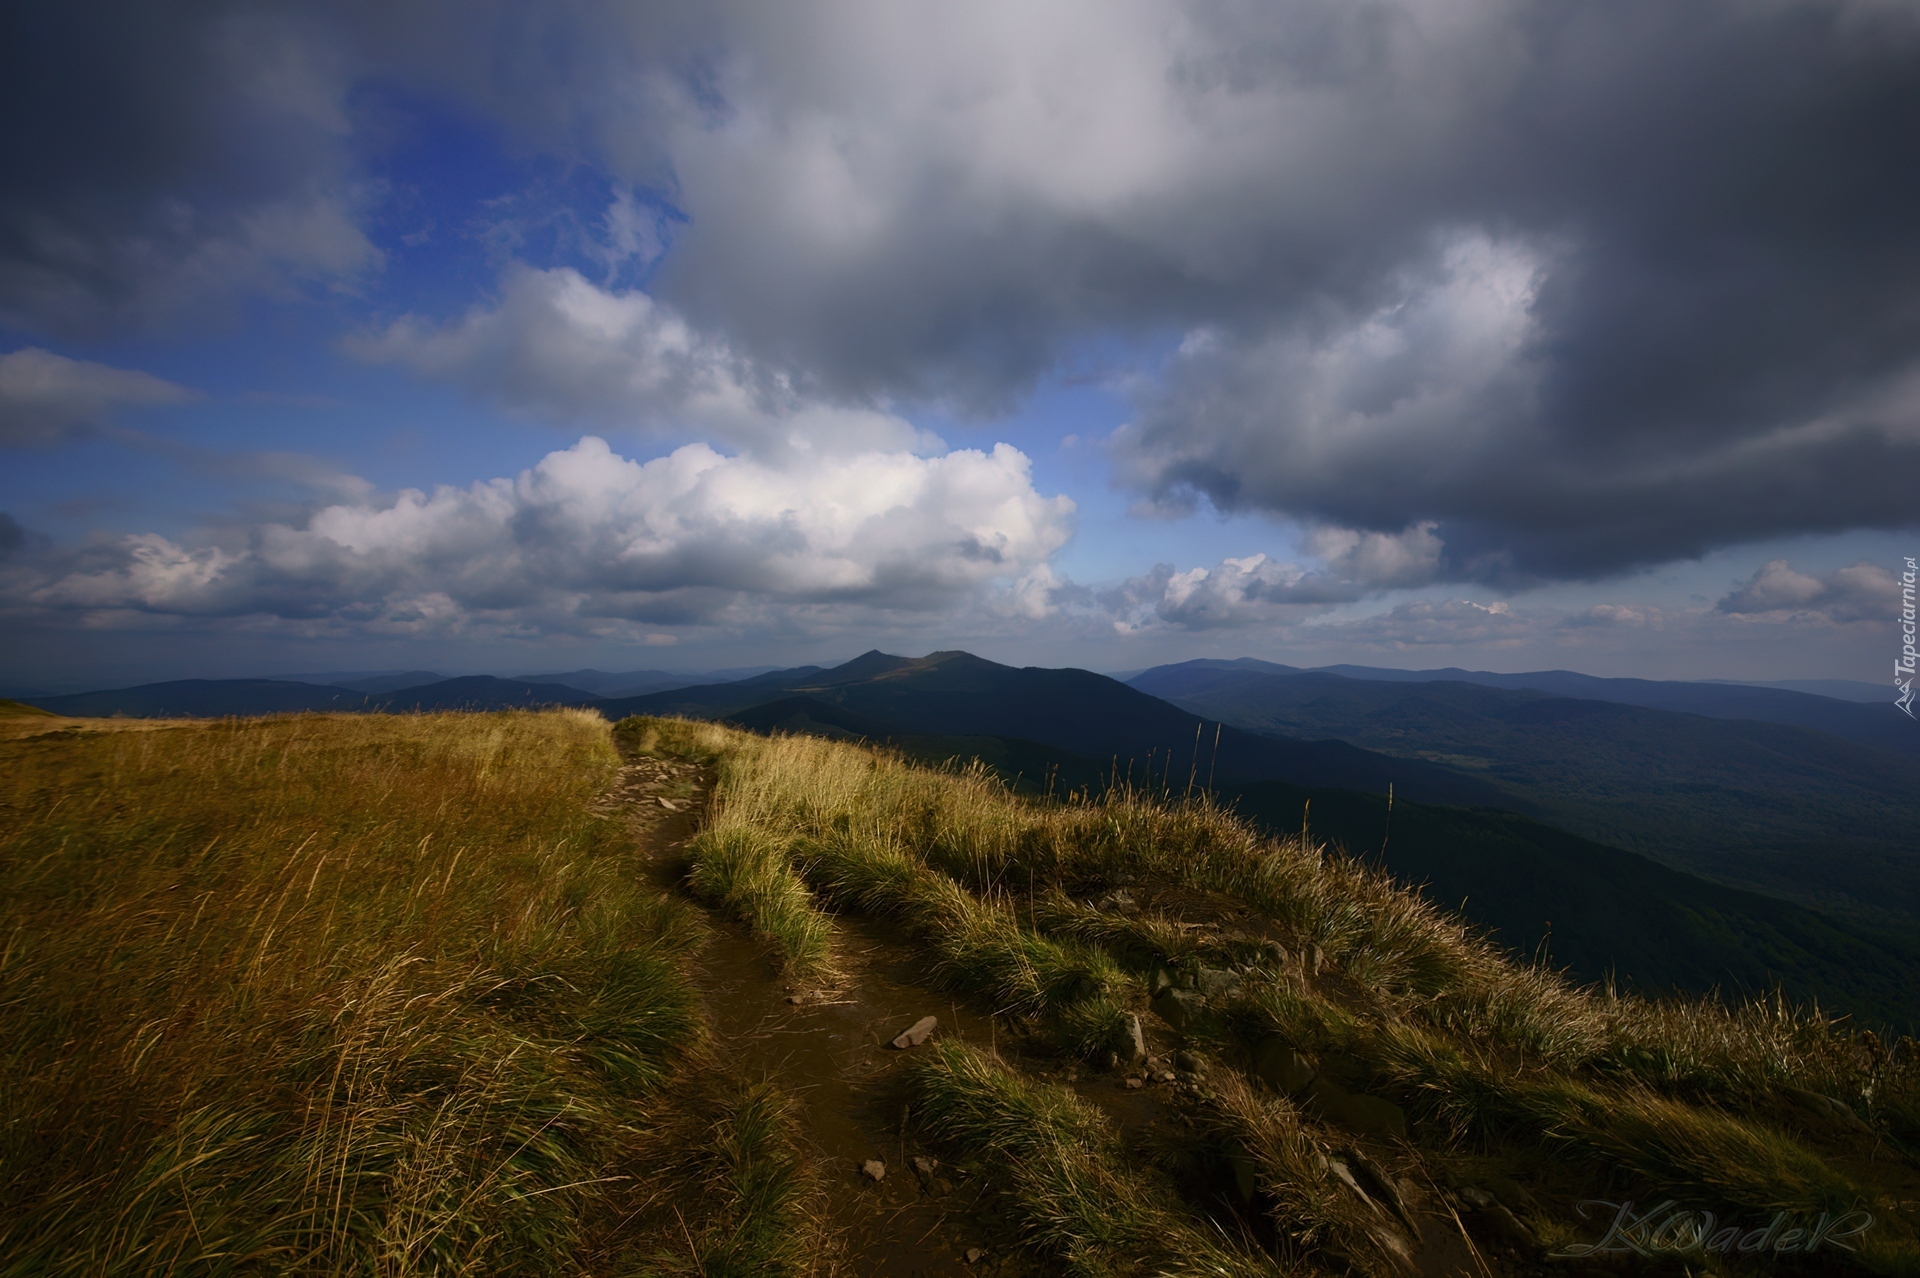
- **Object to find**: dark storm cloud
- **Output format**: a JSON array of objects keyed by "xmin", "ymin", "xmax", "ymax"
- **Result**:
[
  {"xmin": 0, "ymin": 3, "xmax": 378, "ymax": 333},
  {"xmin": 0, "ymin": 513, "xmax": 31, "ymax": 558},
  {"xmin": 8, "ymin": 0, "xmax": 1919, "ymax": 579},
  {"xmin": 1093, "ymin": 0, "xmax": 1920, "ymax": 580}
]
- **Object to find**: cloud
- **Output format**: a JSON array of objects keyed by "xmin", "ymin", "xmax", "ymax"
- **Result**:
[
  {"xmin": 613, "ymin": 0, "xmax": 1920, "ymax": 568},
  {"xmin": 0, "ymin": 7, "xmax": 380, "ymax": 333},
  {"xmin": 0, "ymin": 513, "xmax": 31, "ymax": 558},
  {"xmin": 1565, "ymin": 603, "xmax": 1665, "ymax": 629},
  {"xmin": 1717, "ymin": 559, "xmax": 1899, "ymax": 623},
  {"xmin": 1327, "ymin": 598, "xmax": 1532, "ymax": 649},
  {"xmin": 1115, "ymin": 230, "xmax": 1920, "ymax": 582},
  {"xmin": 10, "ymin": 0, "xmax": 1920, "ymax": 578},
  {"xmin": 7, "ymin": 435, "xmax": 1072, "ymax": 637},
  {"xmin": 350, "ymin": 265, "xmax": 930, "ymax": 455},
  {"xmin": 1305, "ymin": 523, "xmax": 1444, "ymax": 591},
  {"xmin": 1104, "ymin": 524, "xmax": 1443, "ymax": 632},
  {"xmin": 383, "ymin": 0, "xmax": 1920, "ymax": 576},
  {"xmin": 0, "ymin": 348, "xmax": 198, "ymax": 446}
]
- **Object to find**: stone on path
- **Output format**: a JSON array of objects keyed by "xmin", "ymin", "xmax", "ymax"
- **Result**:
[
  {"xmin": 1194, "ymin": 966, "xmax": 1241, "ymax": 997},
  {"xmin": 1150, "ymin": 986, "xmax": 1205, "ymax": 1031},
  {"xmin": 965, "ymin": 1248, "xmax": 986, "ymax": 1264},
  {"xmin": 1118, "ymin": 1012, "xmax": 1147, "ymax": 1064},
  {"xmin": 861, "ymin": 1159, "xmax": 886, "ymax": 1182},
  {"xmin": 891, "ymin": 1015, "xmax": 938, "ymax": 1048}
]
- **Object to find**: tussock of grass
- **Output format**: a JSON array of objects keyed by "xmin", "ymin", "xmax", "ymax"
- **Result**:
[
  {"xmin": 687, "ymin": 824, "xmax": 836, "ymax": 981},
  {"xmin": 653, "ymin": 720, "xmax": 1133, "ymax": 1052},
  {"xmin": 1233, "ymin": 984, "xmax": 1877, "ymax": 1223},
  {"xmin": 1179, "ymin": 1072, "xmax": 1406, "ymax": 1274},
  {"xmin": 636, "ymin": 1079, "xmax": 819, "ymax": 1277},
  {"xmin": 911, "ymin": 1040, "xmax": 1276, "ymax": 1277},
  {"xmin": 797, "ymin": 822, "xmax": 1133, "ymax": 1052},
  {"xmin": 1032, "ymin": 890, "xmax": 1213, "ymax": 967},
  {"xmin": 0, "ymin": 710, "xmax": 801, "ymax": 1275}
]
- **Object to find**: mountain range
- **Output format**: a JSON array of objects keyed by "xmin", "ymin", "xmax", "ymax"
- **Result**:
[
  {"xmin": 1130, "ymin": 657, "xmax": 1915, "ymax": 757},
  {"xmin": 21, "ymin": 667, "xmax": 785, "ymax": 716},
  {"xmin": 1128, "ymin": 660, "xmax": 1920, "ymax": 926},
  {"xmin": 26, "ymin": 676, "xmax": 604, "ymax": 717},
  {"xmin": 598, "ymin": 650, "xmax": 1509, "ymax": 806}
]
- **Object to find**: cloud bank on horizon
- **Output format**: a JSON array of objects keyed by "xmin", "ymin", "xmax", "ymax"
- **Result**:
[{"xmin": 2, "ymin": 0, "xmax": 1916, "ymax": 680}]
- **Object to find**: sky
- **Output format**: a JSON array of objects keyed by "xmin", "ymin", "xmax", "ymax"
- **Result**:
[{"xmin": 3, "ymin": 0, "xmax": 1918, "ymax": 693}]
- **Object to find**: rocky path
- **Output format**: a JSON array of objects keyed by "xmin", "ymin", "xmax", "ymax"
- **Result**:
[{"xmin": 606, "ymin": 746, "xmax": 1019, "ymax": 1275}]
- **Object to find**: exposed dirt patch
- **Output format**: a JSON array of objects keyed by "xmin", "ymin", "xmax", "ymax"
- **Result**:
[{"xmin": 608, "ymin": 745, "xmax": 1031, "ymax": 1274}]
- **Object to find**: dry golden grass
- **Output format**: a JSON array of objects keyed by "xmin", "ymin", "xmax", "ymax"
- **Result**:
[
  {"xmin": 0, "ymin": 709, "xmax": 814, "ymax": 1276},
  {"xmin": 0, "ymin": 698, "xmax": 177, "ymax": 742},
  {"xmin": 12, "ymin": 704, "xmax": 1912, "ymax": 1276}
]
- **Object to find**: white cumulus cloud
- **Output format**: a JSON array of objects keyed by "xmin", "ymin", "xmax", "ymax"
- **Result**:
[
  {"xmin": 1717, "ymin": 559, "xmax": 1899, "ymax": 624},
  {"xmin": 14, "ymin": 435, "xmax": 1072, "ymax": 637},
  {"xmin": 1103, "ymin": 523, "xmax": 1445, "ymax": 632}
]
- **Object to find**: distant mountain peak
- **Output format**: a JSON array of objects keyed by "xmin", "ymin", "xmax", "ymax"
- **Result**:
[{"xmin": 818, "ymin": 650, "xmax": 921, "ymax": 683}]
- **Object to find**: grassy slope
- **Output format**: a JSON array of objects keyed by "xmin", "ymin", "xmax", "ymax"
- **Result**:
[
  {"xmin": 0, "ymin": 710, "xmax": 814, "ymax": 1276},
  {"xmin": 877, "ymin": 731, "xmax": 1920, "ymax": 1031},
  {"xmin": 655, "ymin": 716, "xmax": 1920, "ymax": 1276},
  {"xmin": 1227, "ymin": 781, "xmax": 1920, "ymax": 1031},
  {"xmin": 1139, "ymin": 670, "xmax": 1920, "ymax": 922}
]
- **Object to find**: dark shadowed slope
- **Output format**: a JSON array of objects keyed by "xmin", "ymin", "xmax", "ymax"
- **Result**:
[
  {"xmin": 1131, "ymin": 662, "xmax": 1920, "ymax": 923},
  {"xmin": 28, "ymin": 676, "xmax": 604, "ymax": 717},
  {"xmin": 1704, "ymin": 677, "xmax": 1890, "ymax": 703},
  {"xmin": 275, "ymin": 670, "xmax": 448, "ymax": 694},
  {"xmin": 1225, "ymin": 779, "xmax": 1920, "ymax": 1030},
  {"xmin": 719, "ymin": 696, "xmax": 910, "ymax": 741},
  {"xmin": 326, "ymin": 671, "xmax": 451, "ymax": 695},
  {"xmin": 1236, "ymin": 656, "xmax": 1912, "ymax": 756},
  {"xmin": 513, "ymin": 668, "xmax": 701, "ymax": 697},
  {"xmin": 599, "ymin": 650, "xmax": 1511, "ymax": 808},
  {"xmin": 1170, "ymin": 657, "xmax": 1918, "ymax": 756},
  {"xmin": 28, "ymin": 679, "xmax": 368, "ymax": 717},
  {"xmin": 364, "ymin": 676, "xmax": 600, "ymax": 711}
]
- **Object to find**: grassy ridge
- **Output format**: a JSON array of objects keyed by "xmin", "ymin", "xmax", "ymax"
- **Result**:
[
  {"xmin": 658, "ymin": 716, "xmax": 1920, "ymax": 1275},
  {"xmin": 875, "ymin": 730, "xmax": 1920, "ymax": 1030},
  {"xmin": 0, "ymin": 710, "xmax": 813, "ymax": 1275},
  {"xmin": 1225, "ymin": 780, "xmax": 1920, "ymax": 1030}
]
